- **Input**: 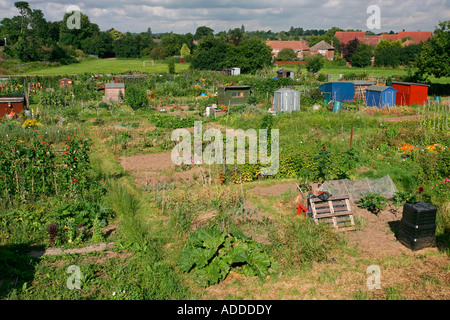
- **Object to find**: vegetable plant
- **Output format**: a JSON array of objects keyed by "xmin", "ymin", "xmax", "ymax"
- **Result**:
[
  {"xmin": 356, "ymin": 193, "xmax": 388, "ymax": 215},
  {"xmin": 177, "ymin": 227, "xmax": 276, "ymax": 287}
]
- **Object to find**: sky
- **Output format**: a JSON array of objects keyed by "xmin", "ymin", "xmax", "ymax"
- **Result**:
[{"xmin": 0, "ymin": 0, "xmax": 449, "ymax": 34}]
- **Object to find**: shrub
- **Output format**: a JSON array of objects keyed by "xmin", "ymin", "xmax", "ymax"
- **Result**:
[
  {"xmin": 305, "ymin": 55, "xmax": 325, "ymax": 73},
  {"xmin": 125, "ymin": 85, "xmax": 149, "ymax": 109},
  {"xmin": 356, "ymin": 193, "xmax": 388, "ymax": 215}
]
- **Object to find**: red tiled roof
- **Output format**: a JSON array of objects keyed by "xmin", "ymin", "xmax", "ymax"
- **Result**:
[
  {"xmin": 379, "ymin": 34, "xmax": 399, "ymax": 41},
  {"xmin": 397, "ymin": 31, "xmax": 432, "ymax": 43},
  {"xmin": 334, "ymin": 31, "xmax": 366, "ymax": 44},
  {"xmin": 335, "ymin": 31, "xmax": 432, "ymax": 48},
  {"xmin": 265, "ymin": 40, "xmax": 310, "ymax": 51},
  {"xmin": 402, "ymin": 39, "xmax": 416, "ymax": 46}
]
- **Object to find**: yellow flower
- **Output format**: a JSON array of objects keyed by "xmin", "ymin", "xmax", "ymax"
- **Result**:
[{"xmin": 18, "ymin": 217, "xmax": 22, "ymax": 221}]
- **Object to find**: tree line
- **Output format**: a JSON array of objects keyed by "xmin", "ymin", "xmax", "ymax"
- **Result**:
[{"xmin": 0, "ymin": 2, "xmax": 448, "ymax": 79}]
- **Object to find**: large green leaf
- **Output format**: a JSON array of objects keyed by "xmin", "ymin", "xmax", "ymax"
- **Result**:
[{"xmin": 249, "ymin": 252, "xmax": 272, "ymax": 280}]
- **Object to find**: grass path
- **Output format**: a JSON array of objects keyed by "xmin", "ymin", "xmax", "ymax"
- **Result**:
[{"xmin": 18, "ymin": 58, "xmax": 190, "ymax": 76}]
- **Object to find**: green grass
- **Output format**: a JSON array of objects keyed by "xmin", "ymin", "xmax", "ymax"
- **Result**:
[{"xmin": 17, "ymin": 58, "xmax": 190, "ymax": 76}]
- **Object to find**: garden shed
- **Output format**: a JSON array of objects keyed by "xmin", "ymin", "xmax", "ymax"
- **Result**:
[
  {"xmin": 365, "ymin": 85, "xmax": 397, "ymax": 108},
  {"xmin": 59, "ymin": 78, "xmax": 73, "ymax": 89},
  {"xmin": 217, "ymin": 86, "xmax": 251, "ymax": 106},
  {"xmin": 0, "ymin": 94, "xmax": 26, "ymax": 118},
  {"xmin": 352, "ymin": 80, "xmax": 375, "ymax": 101},
  {"xmin": 104, "ymin": 83, "xmax": 125, "ymax": 103},
  {"xmin": 392, "ymin": 81, "xmax": 429, "ymax": 106},
  {"xmin": 319, "ymin": 82, "xmax": 355, "ymax": 103},
  {"xmin": 273, "ymin": 88, "xmax": 300, "ymax": 114},
  {"xmin": 276, "ymin": 68, "xmax": 294, "ymax": 80}
]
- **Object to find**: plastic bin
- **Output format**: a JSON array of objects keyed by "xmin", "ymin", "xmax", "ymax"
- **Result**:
[{"xmin": 397, "ymin": 202, "xmax": 437, "ymax": 251}]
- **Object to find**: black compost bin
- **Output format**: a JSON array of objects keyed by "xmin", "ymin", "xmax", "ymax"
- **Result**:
[{"xmin": 397, "ymin": 202, "xmax": 437, "ymax": 251}]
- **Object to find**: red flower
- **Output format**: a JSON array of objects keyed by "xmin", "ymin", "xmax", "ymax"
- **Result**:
[{"xmin": 418, "ymin": 187, "xmax": 424, "ymax": 193}]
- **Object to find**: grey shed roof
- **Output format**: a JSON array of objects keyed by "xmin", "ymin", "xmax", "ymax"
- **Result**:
[
  {"xmin": 392, "ymin": 81, "xmax": 430, "ymax": 87},
  {"xmin": 367, "ymin": 85, "xmax": 396, "ymax": 92},
  {"xmin": 105, "ymin": 83, "xmax": 125, "ymax": 89},
  {"xmin": 275, "ymin": 87, "xmax": 298, "ymax": 92},
  {"xmin": 352, "ymin": 80, "xmax": 375, "ymax": 86}
]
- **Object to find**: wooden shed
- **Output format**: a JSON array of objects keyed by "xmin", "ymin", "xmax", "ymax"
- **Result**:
[
  {"xmin": 392, "ymin": 81, "xmax": 429, "ymax": 106},
  {"xmin": 365, "ymin": 85, "xmax": 397, "ymax": 108},
  {"xmin": 276, "ymin": 68, "xmax": 294, "ymax": 80},
  {"xmin": 217, "ymin": 86, "xmax": 251, "ymax": 106},
  {"xmin": 59, "ymin": 78, "xmax": 73, "ymax": 88},
  {"xmin": 352, "ymin": 80, "xmax": 375, "ymax": 101},
  {"xmin": 0, "ymin": 94, "xmax": 26, "ymax": 118}
]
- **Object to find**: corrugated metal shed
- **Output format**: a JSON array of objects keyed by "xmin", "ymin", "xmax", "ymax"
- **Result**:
[
  {"xmin": 273, "ymin": 88, "xmax": 300, "ymax": 114},
  {"xmin": 365, "ymin": 85, "xmax": 397, "ymax": 108}
]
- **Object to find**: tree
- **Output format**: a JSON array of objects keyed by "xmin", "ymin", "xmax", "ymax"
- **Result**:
[
  {"xmin": 59, "ymin": 11, "xmax": 100, "ymax": 49},
  {"xmin": 190, "ymin": 36, "xmax": 229, "ymax": 71},
  {"xmin": 14, "ymin": 1, "xmax": 31, "ymax": 35},
  {"xmin": 275, "ymin": 48, "xmax": 298, "ymax": 61},
  {"xmin": 305, "ymin": 55, "xmax": 325, "ymax": 73},
  {"xmin": 231, "ymin": 36, "xmax": 272, "ymax": 73},
  {"xmin": 194, "ymin": 26, "xmax": 214, "ymax": 40},
  {"xmin": 226, "ymin": 28, "xmax": 245, "ymax": 46},
  {"xmin": 415, "ymin": 20, "xmax": 450, "ymax": 79},
  {"xmin": 160, "ymin": 32, "xmax": 184, "ymax": 56},
  {"xmin": 342, "ymin": 38, "xmax": 360, "ymax": 62},
  {"xmin": 350, "ymin": 43, "xmax": 373, "ymax": 67},
  {"xmin": 374, "ymin": 40, "xmax": 402, "ymax": 67},
  {"xmin": 180, "ymin": 43, "xmax": 191, "ymax": 59}
]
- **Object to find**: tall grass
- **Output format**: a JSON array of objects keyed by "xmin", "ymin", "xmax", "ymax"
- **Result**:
[{"xmin": 268, "ymin": 218, "xmax": 346, "ymax": 268}]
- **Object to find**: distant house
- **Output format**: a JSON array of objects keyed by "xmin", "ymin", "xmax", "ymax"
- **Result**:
[
  {"xmin": 335, "ymin": 31, "xmax": 432, "ymax": 50},
  {"xmin": 265, "ymin": 40, "xmax": 310, "ymax": 59},
  {"xmin": 392, "ymin": 81, "xmax": 429, "ymax": 106},
  {"xmin": 104, "ymin": 83, "xmax": 125, "ymax": 103},
  {"xmin": 59, "ymin": 78, "xmax": 73, "ymax": 89},
  {"xmin": 309, "ymin": 40, "xmax": 335, "ymax": 60},
  {"xmin": 0, "ymin": 94, "xmax": 26, "ymax": 118},
  {"xmin": 365, "ymin": 85, "xmax": 397, "ymax": 108},
  {"xmin": 217, "ymin": 86, "xmax": 251, "ymax": 106}
]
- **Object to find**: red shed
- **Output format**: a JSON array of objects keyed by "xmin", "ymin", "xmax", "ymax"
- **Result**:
[
  {"xmin": 0, "ymin": 95, "xmax": 26, "ymax": 118},
  {"xmin": 392, "ymin": 81, "xmax": 429, "ymax": 106}
]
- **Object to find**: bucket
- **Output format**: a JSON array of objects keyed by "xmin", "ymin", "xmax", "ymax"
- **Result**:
[{"xmin": 333, "ymin": 101, "xmax": 341, "ymax": 113}]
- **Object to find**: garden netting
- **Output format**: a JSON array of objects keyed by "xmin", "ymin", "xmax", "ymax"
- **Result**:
[{"xmin": 318, "ymin": 175, "xmax": 399, "ymax": 202}]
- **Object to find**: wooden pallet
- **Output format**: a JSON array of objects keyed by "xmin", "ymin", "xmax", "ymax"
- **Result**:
[{"xmin": 309, "ymin": 194, "xmax": 356, "ymax": 231}]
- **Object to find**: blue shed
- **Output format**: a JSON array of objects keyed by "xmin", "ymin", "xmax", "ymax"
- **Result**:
[
  {"xmin": 365, "ymin": 85, "xmax": 397, "ymax": 108},
  {"xmin": 319, "ymin": 82, "xmax": 355, "ymax": 103}
]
